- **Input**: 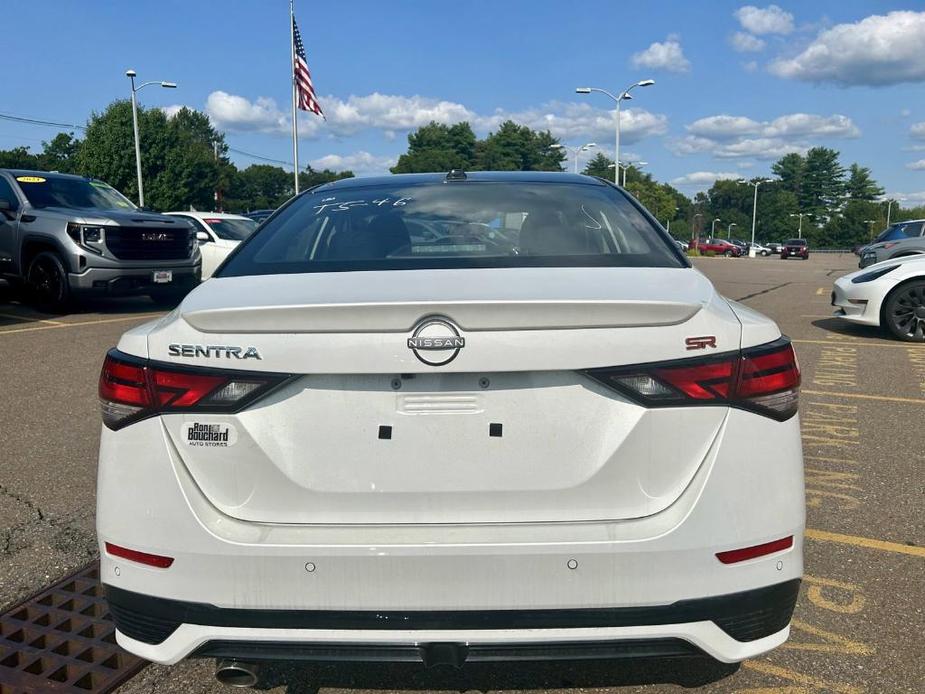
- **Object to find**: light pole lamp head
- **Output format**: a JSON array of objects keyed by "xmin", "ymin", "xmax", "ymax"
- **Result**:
[
  {"xmin": 125, "ymin": 69, "xmax": 137, "ymax": 78},
  {"xmin": 161, "ymin": 81, "xmax": 177, "ymax": 89},
  {"xmin": 637, "ymin": 79, "xmax": 656, "ymax": 87},
  {"xmin": 582, "ymin": 143, "xmax": 597, "ymax": 151},
  {"xmin": 548, "ymin": 144, "xmax": 564, "ymax": 150},
  {"xmin": 575, "ymin": 87, "xmax": 592, "ymax": 94}
]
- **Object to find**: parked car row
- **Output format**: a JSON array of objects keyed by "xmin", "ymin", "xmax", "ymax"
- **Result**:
[
  {"xmin": 685, "ymin": 236, "xmax": 811, "ymax": 259},
  {"xmin": 0, "ymin": 169, "xmax": 265, "ymax": 311}
]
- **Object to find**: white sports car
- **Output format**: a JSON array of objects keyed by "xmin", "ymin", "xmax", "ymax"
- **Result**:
[
  {"xmin": 97, "ymin": 172, "xmax": 804, "ymax": 682},
  {"xmin": 832, "ymin": 254, "xmax": 925, "ymax": 341}
]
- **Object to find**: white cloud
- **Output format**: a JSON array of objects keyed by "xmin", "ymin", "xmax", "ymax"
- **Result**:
[
  {"xmin": 734, "ymin": 5, "xmax": 794, "ymax": 35},
  {"xmin": 631, "ymin": 35, "xmax": 691, "ymax": 73},
  {"xmin": 479, "ymin": 102, "xmax": 667, "ymax": 144},
  {"xmin": 673, "ymin": 112, "xmax": 859, "ymax": 159},
  {"xmin": 204, "ymin": 90, "xmax": 668, "ymax": 146},
  {"xmin": 671, "ymin": 171, "xmax": 742, "ymax": 186},
  {"xmin": 308, "ymin": 151, "xmax": 397, "ymax": 175},
  {"xmin": 743, "ymin": 60, "xmax": 759, "ymax": 72},
  {"xmin": 323, "ymin": 93, "xmax": 475, "ymax": 136},
  {"xmin": 687, "ymin": 115, "xmax": 763, "ymax": 140},
  {"xmin": 730, "ymin": 32, "xmax": 766, "ymax": 52},
  {"xmin": 686, "ymin": 113, "xmax": 857, "ymax": 140},
  {"xmin": 911, "ymin": 122, "xmax": 925, "ymax": 140},
  {"xmin": 161, "ymin": 105, "xmax": 187, "ymax": 119},
  {"xmin": 206, "ymin": 91, "xmax": 289, "ymax": 134},
  {"xmin": 769, "ymin": 11, "xmax": 925, "ymax": 86},
  {"xmin": 907, "ymin": 160, "xmax": 925, "ymax": 171}
]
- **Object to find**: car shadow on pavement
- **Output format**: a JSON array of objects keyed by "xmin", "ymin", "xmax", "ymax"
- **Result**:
[
  {"xmin": 811, "ymin": 318, "xmax": 887, "ymax": 341},
  {"xmin": 255, "ymin": 657, "xmax": 739, "ymax": 692},
  {"xmin": 0, "ymin": 280, "xmax": 167, "ymax": 324}
]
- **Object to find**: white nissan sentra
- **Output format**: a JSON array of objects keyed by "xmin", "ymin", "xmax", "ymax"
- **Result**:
[{"xmin": 97, "ymin": 172, "xmax": 804, "ymax": 679}]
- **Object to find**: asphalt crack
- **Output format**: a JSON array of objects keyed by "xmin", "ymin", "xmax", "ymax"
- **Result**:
[{"xmin": 736, "ymin": 281, "xmax": 792, "ymax": 302}]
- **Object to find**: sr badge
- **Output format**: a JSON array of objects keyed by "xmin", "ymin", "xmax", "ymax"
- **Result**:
[{"xmin": 407, "ymin": 317, "xmax": 465, "ymax": 366}]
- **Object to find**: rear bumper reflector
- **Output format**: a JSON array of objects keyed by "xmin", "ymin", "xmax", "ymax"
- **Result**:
[
  {"xmin": 105, "ymin": 542, "xmax": 175, "ymax": 569},
  {"xmin": 716, "ymin": 536, "xmax": 794, "ymax": 565}
]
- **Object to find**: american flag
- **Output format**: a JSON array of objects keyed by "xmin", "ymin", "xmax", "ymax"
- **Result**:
[{"xmin": 292, "ymin": 17, "xmax": 323, "ymax": 117}]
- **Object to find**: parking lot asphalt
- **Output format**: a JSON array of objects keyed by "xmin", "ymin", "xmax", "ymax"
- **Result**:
[{"xmin": 1, "ymin": 254, "xmax": 923, "ymax": 693}]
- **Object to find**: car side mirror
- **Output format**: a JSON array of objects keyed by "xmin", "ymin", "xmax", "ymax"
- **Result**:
[
  {"xmin": 196, "ymin": 230, "xmax": 211, "ymax": 243},
  {"xmin": 0, "ymin": 200, "xmax": 15, "ymax": 220}
]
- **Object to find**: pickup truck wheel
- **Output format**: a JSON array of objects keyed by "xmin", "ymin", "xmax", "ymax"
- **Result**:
[
  {"xmin": 26, "ymin": 252, "xmax": 70, "ymax": 313},
  {"xmin": 149, "ymin": 288, "xmax": 189, "ymax": 308}
]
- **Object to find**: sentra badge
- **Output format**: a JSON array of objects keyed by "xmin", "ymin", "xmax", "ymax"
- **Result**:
[{"xmin": 169, "ymin": 344, "xmax": 262, "ymax": 360}]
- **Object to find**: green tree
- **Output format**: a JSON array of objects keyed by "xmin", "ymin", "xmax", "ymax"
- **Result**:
[
  {"xmin": 300, "ymin": 166, "xmax": 354, "ymax": 189},
  {"xmin": 474, "ymin": 121, "xmax": 564, "ymax": 171},
  {"xmin": 845, "ymin": 163, "xmax": 884, "ymax": 201},
  {"xmin": 582, "ymin": 152, "xmax": 614, "ymax": 179},
  {"xmin": 37, "ymin": 133, "xmax": 81, "ymax": 173},
  {"xmin": 391, "ymin": 122, "xmax": 477, "ymax": 173},
  {"xmin": 0, "ymin": 146, "xmax": 39, "ymax": 169},
  {"xmin": 800, "ymin": 147, "xmax": 845, "ymax": 221},
  {"xmin": 226, "ymin": 165, "xmax": 294, "ymax": 211},
  {"xmin": 771, "ymin": 152, "xmax": 804, "ymax": 199}
]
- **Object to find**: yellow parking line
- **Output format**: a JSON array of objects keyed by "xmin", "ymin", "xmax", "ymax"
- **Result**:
[
  {"xmin": 815, "ymin": 287, "xmax": 825, "ymax": 295},
  {"xmin": 801, "ymin": 389, "xmax": 925, "ymax": 404},
  {"xmin": 0, "ymin": 311, "xmax": 64, "ymax": 326},
  {"xmin": 793, "ymin": 338, "xmax": 923, "ymax": 350},
  {"xmin": 0, "ymin": 313, "xmax": 162, "ymax": 336},
  {"xmin": 806, "ymin": 528, "xmax": 925, "ymax": 558}
]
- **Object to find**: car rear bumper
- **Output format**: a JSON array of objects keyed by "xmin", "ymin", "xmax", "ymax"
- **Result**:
[
  {"xmin": 98, "ymin": 408, "xmax": 805, "ymax": 665},
  {"xmin": 68, "ymin": 263, "xmax": 200, "ymax": 295},
  {"xmin": 106, "ymin": 580, "xmax": 799, "ymax": 665}
]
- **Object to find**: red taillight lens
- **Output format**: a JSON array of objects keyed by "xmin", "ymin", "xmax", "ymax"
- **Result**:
[
  {"xmin": 652, "ymin": 360, "xmax": 736, "ymax": 400},
  {"xmin": 99, "ymin": 350, "xmax": 289, "ymax": 430},
  {"xmin": 716, "ymin": 536, "xmax": 794, "ymax": 564},
  {"xmin": 586, "ymin": 338, "xmax": 800, "ymax": 421},
  {"xmin": 105, "ymin": 542, "xmax": 174, "ymax": 568}
]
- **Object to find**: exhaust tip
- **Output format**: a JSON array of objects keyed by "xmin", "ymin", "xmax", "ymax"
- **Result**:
[{"xmin": 215, "ymin": 659, "xmax": 260, "ymax": 688}]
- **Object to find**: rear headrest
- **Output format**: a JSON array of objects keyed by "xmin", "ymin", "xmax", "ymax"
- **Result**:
[{"xmin": 519, "ymin": 211, "xmax": 594, "ymax": 255}]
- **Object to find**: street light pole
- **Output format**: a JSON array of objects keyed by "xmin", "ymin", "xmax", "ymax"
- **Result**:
[
  {"xmin": 126, "ymin": 69, "xmax": 176, "ymax": 208},
  {"xmin": 692, "ymin": 213, "xmax": 703, "ymax": 240},
  {"xmin": 621, "ymin": 160, "xmax": 647, "ymax": 187},
  {"xmin": 739, "ymin": 178, "xmax": 772, "ymax": 252},
  {"xmin": 576, "ymin": 79, "xmax": 654, "ymax": 185},
  {"xmin": 789, "ymin": 212, "xmax": 805, "ymax": 239},
  {"xmin": 727, "ymin": 222, "xmax": 737, "ymax": 239},
  {"xmin": 549, "ymin": 143, "xmax": 596, "ymax": 174},
  {"xmin": 711, "ymin": 218, "xmax": 721, "ymax": 235}
]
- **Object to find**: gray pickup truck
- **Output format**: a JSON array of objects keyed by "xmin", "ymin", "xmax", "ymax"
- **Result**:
[{"xmin": 0, "ymin": 169, "xmax": 201, "ymax": 310}]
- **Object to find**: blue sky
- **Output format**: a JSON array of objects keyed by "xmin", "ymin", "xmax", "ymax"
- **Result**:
[{"xmin": 4, "ymin": 1, "xmax": 925, "ymax": 202}]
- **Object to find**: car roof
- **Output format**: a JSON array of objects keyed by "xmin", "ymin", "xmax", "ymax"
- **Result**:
[
  {"xmin": 165, "ymin": 211, "xmax": 251, "ymax": 220},
  {"xmin": 0, "ymin": 169, "xmax": 93, "ymax": 182},
  {"xmin": 312, "ymin": 171, "xmax": 607, "ymax": 193},
  {"xmin": 893, "ymin": 219, "xmax": 925, "ymax": 224}
]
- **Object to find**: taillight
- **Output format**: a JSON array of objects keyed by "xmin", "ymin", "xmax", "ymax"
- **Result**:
[
  {"xmin": 586, "ymin": 337, "xmax": 800, "ymax": 421},
  {"xmin": 99, "ymin": 350, "xmax": 290, "ymax": 430}
]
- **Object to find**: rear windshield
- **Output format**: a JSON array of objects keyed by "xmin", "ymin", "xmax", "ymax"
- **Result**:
[
  {"xmin": 786, "ymin": 239, "xmax": 807, "ymax": 246},
  {"xmin": 204, "ymin": 217, "xmax": 258, "ymax": 241},
  {"xmin": 874, "ymin": 221, "xmax": 924, "ymax": 243},
  {"xmin": 15, "ymin": 176, "xmax": 135, "ymax": 211},
  {"xmin": 218, "ymin": 181, "xmax": 684, "ymax": 277}
]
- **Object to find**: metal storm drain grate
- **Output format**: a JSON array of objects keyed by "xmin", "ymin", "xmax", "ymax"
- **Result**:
[{"xmin": 0, "ymin": 561, "xmax": 147, "ymax": 693}]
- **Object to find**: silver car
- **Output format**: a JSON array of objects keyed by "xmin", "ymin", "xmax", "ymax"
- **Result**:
[{"xmin": 858, "ymin": 219, "xmax": 925, "ymax": 268}]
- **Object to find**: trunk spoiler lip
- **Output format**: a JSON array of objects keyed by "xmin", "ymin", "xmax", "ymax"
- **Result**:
[{"xmin": 180, "ymin": 300, "xmax": 704, "ymax": 334}]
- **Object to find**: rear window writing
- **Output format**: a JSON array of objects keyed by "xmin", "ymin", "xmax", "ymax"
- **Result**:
[{"xmin": 218, "ymin": 181, "xmax": 685, "ymax": 277}]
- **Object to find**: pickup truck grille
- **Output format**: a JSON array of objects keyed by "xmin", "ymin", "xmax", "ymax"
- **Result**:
[{"xmin": 105, "ymin": 227, "xmax": 192, "ymax": 260}]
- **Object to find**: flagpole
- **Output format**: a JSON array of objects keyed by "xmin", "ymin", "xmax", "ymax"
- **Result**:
[{"xmin": 289, "ymin": 0, "xmax": 300, "ymax": 194}]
